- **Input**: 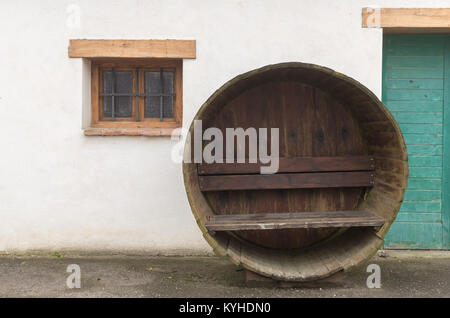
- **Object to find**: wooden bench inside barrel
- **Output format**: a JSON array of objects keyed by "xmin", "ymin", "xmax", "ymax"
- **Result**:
[{"xmin": 197, "ymin": 156, "xmax": 385, "ymax": 232}]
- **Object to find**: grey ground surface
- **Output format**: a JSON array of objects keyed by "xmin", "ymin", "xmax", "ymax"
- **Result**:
[{"xmin": 0, "ymin": 250, "xmax": 449, "ymax": 297}]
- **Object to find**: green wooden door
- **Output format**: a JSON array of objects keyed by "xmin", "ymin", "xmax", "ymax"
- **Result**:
[{"xmin": 383, "ymin": 34, "xmax": 450, "ymax": 249}]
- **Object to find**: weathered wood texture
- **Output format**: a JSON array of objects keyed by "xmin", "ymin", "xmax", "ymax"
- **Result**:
[
  {"xmin": 206, "ymin": 211, "xmax": 384, "ymax": 231},
  {"xmin": 362, "ymin": 8, "xmax": 450, "ymax": 28},
  {"xmin": 198, "ymin": 156, "xmax": 375, "ymax": 175},
  {"xmin": 182, "ymin": 62, "xmax": 408, "ymax": 281},
  {"xmin": 201, "ymin": 80, "xmax": 371, "ymax": 249},
  {"xmin": 69, "ymin": 40, "xmax": 196, "ymax": 58},
  {"xmin": 382, "ymin": 34, "xmax": 446, "ymax": 249},
  {"xmin": 199, "ymin": 171, "xmax": 375, "ymax": 191}
]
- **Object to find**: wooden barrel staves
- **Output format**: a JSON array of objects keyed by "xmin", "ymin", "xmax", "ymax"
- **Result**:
[{"xmin": 183, "ymin": 62, "xmax": 408, "ymax": 281}]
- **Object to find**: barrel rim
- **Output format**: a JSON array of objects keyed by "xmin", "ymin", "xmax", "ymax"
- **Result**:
[{"xmin": 182, "ymin": 62, "xmax": 408, "ymax": 281}]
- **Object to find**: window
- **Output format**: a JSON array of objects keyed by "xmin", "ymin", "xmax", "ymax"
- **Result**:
[
  {"xmin": 90, "ymin": 58, "xmax": 182, "ymax": 131},
  {"xmin": 69, "ymin": 39, "xmax": 195, "ymax": 135}
]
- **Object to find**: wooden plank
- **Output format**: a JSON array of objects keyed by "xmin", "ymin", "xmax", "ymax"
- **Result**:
[
  {"xmin": 403, "ymin": 134, "xmax": 442, "ymax": 145},
  {"xmin": 407, "ymin": 144, "xmax": 443, "ymax": 155},
  {"xmin": 384, "ymin": 28, "xmax": 450, "ymax": 34},
  {"xmin": 197, "ymin": 156, "xmax": 375, "ymax": 176},
  {"xmin": 396, "ymin": 213, "xmax": 442, "ymax": 223},
  {"xmin": 199, "ymin": 171, "xmax": 375, "ymax": 191},
  {"xmin": 399, "ymin": 123, "xmax": 442, "ymax": 134},
  {"xmin": 384, "ymin": 33, "xmax": 446, "ymax": 46},
  {"xmin": 362, "ymin": 8, "xmax": 450, "ymax": 28},
  {"xmin": 90, "ymin": 64, "xmax": 99, "ymax": 124},
  {"xmin": 408, "ymin": 178, "xmax": 442, "ymax": 190},
  {"xmin": 69, "ymin": 39, "xmax": 196, "ymax": 58},
  {"xmin": 385, "ymin": 222, "xmax": 443, "ymax": 249},
  {"xmin": 385, "ymin": 89, "xmax": 443, "ymax": 102},
  {"xmin": 391, "ymin": 112, "xmax": 443, "ymax": 124},
  {"xmin": 400, "ymin": 201, "xmax": 441, "ymax": 213},
  {"xmin": 404, "ymin": 189, "xmax": 441, "ymax": 201},
  {"xmin": 410, "ymin": 167, "xmax": 442, "ymax": 178},
  {"xmin": 385, "ymin": 43, "xmax": 444, "ymax": 56},
  {"xmin": 385, "ymin": 68, "xmax": 443, "ymax": 79},
  {"xmin": 386, "ymin": 56, "xmax": 444, "ymax": 69},
  {"xmin": 386, "ymin": 79, "xmax": 444, "ymax": 90},
  {"xmin": 205, "ymin": 211, "xmax": 385, "ymax": 231},
  {"xmin": 83, "ymin": 127, "xmax": 178, "ymax": 136},
  {"xmin": 210, "ymin": 210, "xmax": 375, "ymax": 220}
]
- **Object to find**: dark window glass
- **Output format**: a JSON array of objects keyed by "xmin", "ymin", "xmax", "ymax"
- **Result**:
[
  {"xmin": 103, "ymin": 71, "xmax": 133, "ymax": 118},
  {"xmin": 144, "ymin": 71, "xmax": 174, "ymax": 118}
]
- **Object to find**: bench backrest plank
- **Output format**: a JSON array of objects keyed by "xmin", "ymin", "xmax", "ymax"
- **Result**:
[
  {"xmin": 198, "ymin": 156, "xmax": 375, "ymax": 176},
  {"xmin": 199, "ymin": 171, "xmax": 375, "ymax": 191}
]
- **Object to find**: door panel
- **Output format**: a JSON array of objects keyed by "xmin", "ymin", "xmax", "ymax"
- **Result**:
[{"xmin": 382, "ymin": 34, "xmax": 445, "ymax": 249}]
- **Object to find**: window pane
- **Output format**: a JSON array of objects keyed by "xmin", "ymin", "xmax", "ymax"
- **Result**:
[
  {"xmin": 103, "ymin": 71, "xmax": 133, "ymax": 118},
  {"xmin": 144, "ymin": 71, "xmax": 174, "ymax": 118}
]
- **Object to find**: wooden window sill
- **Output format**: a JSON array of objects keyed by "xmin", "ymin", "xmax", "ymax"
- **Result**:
[{"xmin": 84, "ymin": 127, "xmax": 181, "ymax": 137}]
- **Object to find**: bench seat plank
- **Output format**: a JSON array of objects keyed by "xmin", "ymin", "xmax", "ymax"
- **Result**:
[
  {"xmin": 205, "ymin": 211, "xmax": 385, "ymax": 231},
  {"xmin": 199, "ymin": 171, "xmax": 375, "ymax": 191}
]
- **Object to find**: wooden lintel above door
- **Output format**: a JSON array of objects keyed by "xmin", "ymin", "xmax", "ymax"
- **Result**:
[{"xmin": 362, "ymin": 8, "xmax": 450, "ymax": 32}]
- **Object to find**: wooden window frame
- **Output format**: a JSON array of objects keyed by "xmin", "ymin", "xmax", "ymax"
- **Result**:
[
  {"xmin": 90, "ymin": 58, "xmax": 182, "ymax": 132},
  {"xmin": 69, "ymin": 39, "xmax": 195, "ymax": 136}
]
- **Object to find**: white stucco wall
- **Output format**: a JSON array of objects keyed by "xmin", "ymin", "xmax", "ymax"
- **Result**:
[{"xmin": 0, "ymin": 0, "xmax": 447, "ymax": 253}]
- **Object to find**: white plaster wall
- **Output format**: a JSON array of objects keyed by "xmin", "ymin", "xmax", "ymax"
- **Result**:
[{"xmin": 0, "ymin": 0, "xmax": 447, "ymax": 253}]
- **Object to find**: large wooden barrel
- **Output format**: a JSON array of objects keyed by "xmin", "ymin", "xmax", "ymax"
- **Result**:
[{"xmin": 183, "ymin": 62, "xmax": 408, "ymax": 281}]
